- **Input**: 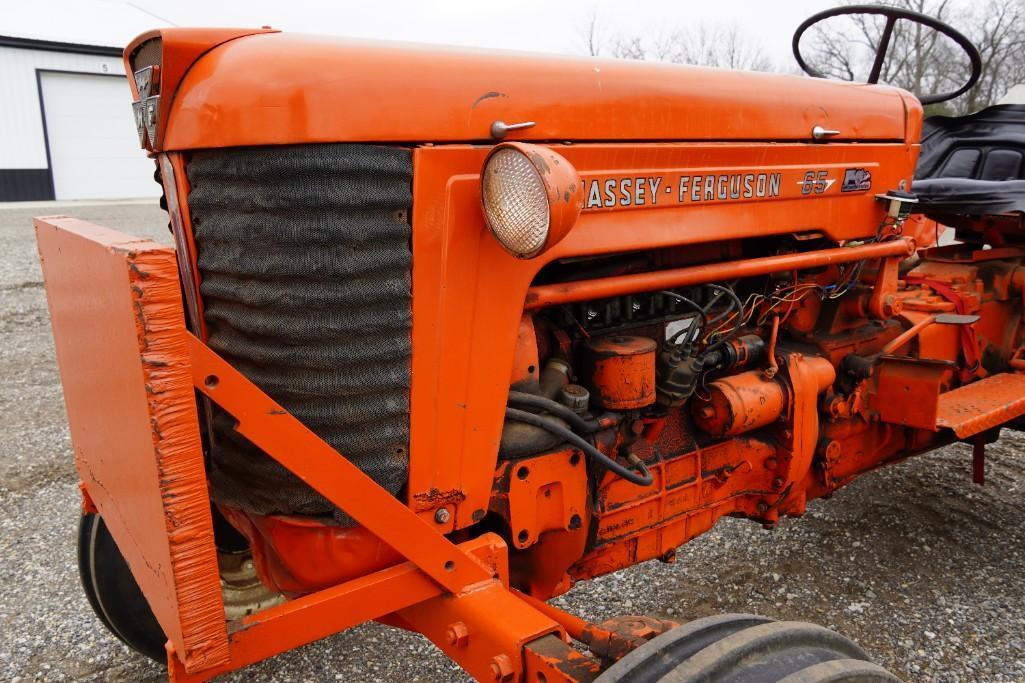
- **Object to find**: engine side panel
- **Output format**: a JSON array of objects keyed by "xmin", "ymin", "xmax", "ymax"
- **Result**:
[{"xmin": 407, "ymin": 142, "xmax": 917, "ymax": 529}]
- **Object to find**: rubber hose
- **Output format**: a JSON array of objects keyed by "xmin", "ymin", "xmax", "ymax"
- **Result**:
[
  {"xmin": 507, "ymin": 391, "xmax": 600, "ymax": 434},
  {"xmin": 504, "ymin": 408, "xmax": 654, "ymax": 486}
]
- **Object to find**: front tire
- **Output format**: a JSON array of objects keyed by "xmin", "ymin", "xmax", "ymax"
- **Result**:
[
  {"xmin": 596, "ymin": 613, "xmax": 900, "ymax": 682},
  {"xmin": 78, "ymin": 513, "xmax": 167, "ymax": 663}
]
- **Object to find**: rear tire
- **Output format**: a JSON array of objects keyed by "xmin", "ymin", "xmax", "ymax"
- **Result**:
[
  {"xmin": 595, "ymin": 613, "xmax": 900, "ymax": 682},
  {"xmin": 78, "ymin": 513, "xmax": 167, "ymax": 663}
]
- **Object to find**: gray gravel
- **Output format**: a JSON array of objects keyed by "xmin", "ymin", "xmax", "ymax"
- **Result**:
[{"xmin": 1, "ymin": 201, "xmax": 1023, "ymax": 682}]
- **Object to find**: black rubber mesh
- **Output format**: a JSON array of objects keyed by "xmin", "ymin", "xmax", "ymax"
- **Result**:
[{"xmin": 187, "ymin": 144, "xmax": 412, "ymax": 524}]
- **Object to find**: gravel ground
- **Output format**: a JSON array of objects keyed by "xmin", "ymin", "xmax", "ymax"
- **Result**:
[{"xmin": 1, "ymin": 201, "xmax": 1023, "ymax": 682}]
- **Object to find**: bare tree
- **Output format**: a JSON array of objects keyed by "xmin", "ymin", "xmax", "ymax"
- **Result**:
[
  {"xmin": 958, "ymin": 0, "xmax": 1025, "ymax": 113},
  {"xmin": 579, "ymin": 6, "xmax": 775, "ymax": 72},
  {"xmin": 802, "ymin": 0, "xmax": 1025, "ymax": 114},
  {"xmin": 672, "ymin": 24, "xmax": 774, "ymax": 72},
  {"xmin": 579, "ymin": 5, "xmax": 604, "ymax": 58}
]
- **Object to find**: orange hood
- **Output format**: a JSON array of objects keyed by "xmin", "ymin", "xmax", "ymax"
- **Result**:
[{"xmin": 137, "ymin": 30, "xmax": 922, "ymax": 150}]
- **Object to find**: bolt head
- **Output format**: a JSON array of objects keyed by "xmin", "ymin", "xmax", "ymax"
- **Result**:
[
  {"xmin": 434, "ymin": 507, "xmax": 451, "ymax": 524},
  {"xmin": 490, "ymin": 654, "xmax": 514, "ymax": 681}
]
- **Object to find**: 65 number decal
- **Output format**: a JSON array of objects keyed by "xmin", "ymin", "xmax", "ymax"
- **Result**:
[{"xmin": 799, "ymin": 170, "xmax": 836, "ymax": 195}]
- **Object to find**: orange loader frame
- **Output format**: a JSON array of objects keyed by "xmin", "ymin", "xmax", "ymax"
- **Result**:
[{"xmin": 35, "ymin": 216, "xmax": 614, "ymax": 682}]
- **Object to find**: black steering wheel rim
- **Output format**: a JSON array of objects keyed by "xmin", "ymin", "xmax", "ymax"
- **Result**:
[{"xmin": 792, "ymin": 4, "xmax": 982, "ymax": 105}]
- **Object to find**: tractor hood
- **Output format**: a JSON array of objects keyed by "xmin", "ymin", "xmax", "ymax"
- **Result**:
[{"xmin": 145, "ymin": 30, "xmax": 921, "ymax": 151}]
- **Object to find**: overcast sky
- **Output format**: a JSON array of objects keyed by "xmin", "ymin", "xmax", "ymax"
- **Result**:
[
  {"xmin": 5, "ymin": 0, "xmax": 834, "ymax": 68},
  {"xmin": 140, "ymin": 0, "xmax": 831, "ymax": 62}
]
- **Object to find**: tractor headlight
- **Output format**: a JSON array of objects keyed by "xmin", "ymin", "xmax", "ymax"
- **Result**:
[
  {"xmin": 481, "ymin": 143, "xmax": 583, "ymax": 259},
  {"xmin": 128, "ymin": 40, "xmax": 161, "ymax": 149},
  {"xmin": 142, "ymin": 95, "xmax": 160, "ymax": 146}
]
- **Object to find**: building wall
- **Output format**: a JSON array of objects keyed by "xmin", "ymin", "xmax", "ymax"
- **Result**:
[{"xmin": 0, "ymin": 45, "xmax": 125, "ymax": 200}]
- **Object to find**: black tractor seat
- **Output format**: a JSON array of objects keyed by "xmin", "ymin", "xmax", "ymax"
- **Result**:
[{"xmin": 912, "ymin": 104, "xmax": 1025, "ymax": 216}]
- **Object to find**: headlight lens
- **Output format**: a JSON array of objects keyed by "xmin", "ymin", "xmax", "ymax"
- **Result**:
[
  {"xmin": 481, "ymin": 147, "xmax": 551, "ymax": 259},
  {"xmin": 129, "ymin": 52, "xmax": 160, "ymax": 149}
]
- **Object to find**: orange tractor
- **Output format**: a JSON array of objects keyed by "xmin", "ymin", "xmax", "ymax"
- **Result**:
[{"xmin": 37, "ymin": 5, "xmax": 1025, "ymax": 682}]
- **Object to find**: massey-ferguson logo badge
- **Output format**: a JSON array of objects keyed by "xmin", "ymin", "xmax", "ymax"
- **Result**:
[
  {"xmin": 582, "ymin": 166, "xmax": 868, "ymax": 211},
  {"xmin": 585, "ymin": 172, "xmax": 783, "ymax": 209},
  {"xmin": 841, "ymin": 168, "xmax": 872, "ymax": 192}
]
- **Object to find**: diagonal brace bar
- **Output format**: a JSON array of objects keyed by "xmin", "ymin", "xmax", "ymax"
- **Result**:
[{"xmin": 186, "ymin": 334, "xmax": 492, "ymax": 594}]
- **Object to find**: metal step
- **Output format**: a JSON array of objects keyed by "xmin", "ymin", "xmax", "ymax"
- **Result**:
[{"xmin": 935, "ymin": 372, "xmax": 1025, "ymax": 438}]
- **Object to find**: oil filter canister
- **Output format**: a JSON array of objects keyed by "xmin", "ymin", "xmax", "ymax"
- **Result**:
[{"xmin": 582, "ymin": 335, "xmax": 657, "ymax": 409}]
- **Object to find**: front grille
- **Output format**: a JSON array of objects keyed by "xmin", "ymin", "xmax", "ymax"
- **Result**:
[{"xmin": 187, "ymin": 143, "xmax": 413, "ymax": 523}]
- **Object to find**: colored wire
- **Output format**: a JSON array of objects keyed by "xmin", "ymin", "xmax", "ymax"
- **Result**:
[{"xmin": 703, "ymin": 284, "xmax": 745, "ymax": 352}]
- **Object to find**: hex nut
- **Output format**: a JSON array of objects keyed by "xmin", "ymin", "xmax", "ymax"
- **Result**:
[
  {"xmin": 491, "ymin": 654, "xmax": 514, "ymax": 681},
  {"xmin": 446, "ymin": 621, "xmax": 469, "ymax": 648}
]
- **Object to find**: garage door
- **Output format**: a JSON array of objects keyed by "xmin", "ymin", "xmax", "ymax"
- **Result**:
[{"xmin": 40, "ymin": 71, "xmax": 158, "ymax": 200}]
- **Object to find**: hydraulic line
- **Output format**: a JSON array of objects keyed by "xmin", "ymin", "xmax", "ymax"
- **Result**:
[
  {"xmin": 880, "ymin": 314, "xmax": 937, "ymax": 354},
  {"xmin": 505, "ymin": 408, "xmax": 654, "ymax": 486},
  {"xmin": 507, "ymin": 391, "xmax": 599, "ymax": 434}
]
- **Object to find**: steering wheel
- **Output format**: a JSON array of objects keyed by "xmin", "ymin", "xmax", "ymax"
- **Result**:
[{"xmin": 792, "ymin": 4, "xmax": 982, "ymax": 105}]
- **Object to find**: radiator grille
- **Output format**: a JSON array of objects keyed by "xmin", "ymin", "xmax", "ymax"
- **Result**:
[{"xmin": 187, "ymin": 144, "xmax": 413, "ymax": 523}]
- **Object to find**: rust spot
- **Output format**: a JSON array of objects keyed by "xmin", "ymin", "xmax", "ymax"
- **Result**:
[
  {"xmin": 525, "ymin": 634, "xmax": 602, "ymax": 681},
  {"xmin": 471, "ymin": 91, "xmax": 507, "ymax": 109},
  {"xmin": 127, "ymin": 259, "xmax": 150, "ymax": 279},
  {"xmin": 528, "ymin": 151, "xmax": 551, "ymax": 176},
  {"xmin": 268, "ymin": 409, "xmax": 287, "ymax": 415},
  {"xmin": 412, "ymin": 487, "xmax": 467, "ymax": 512}
]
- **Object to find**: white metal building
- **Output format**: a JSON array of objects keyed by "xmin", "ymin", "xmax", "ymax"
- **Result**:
[{"xmin": 0, "ymin": 2, "xmax": 168, "ymax": 201}]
